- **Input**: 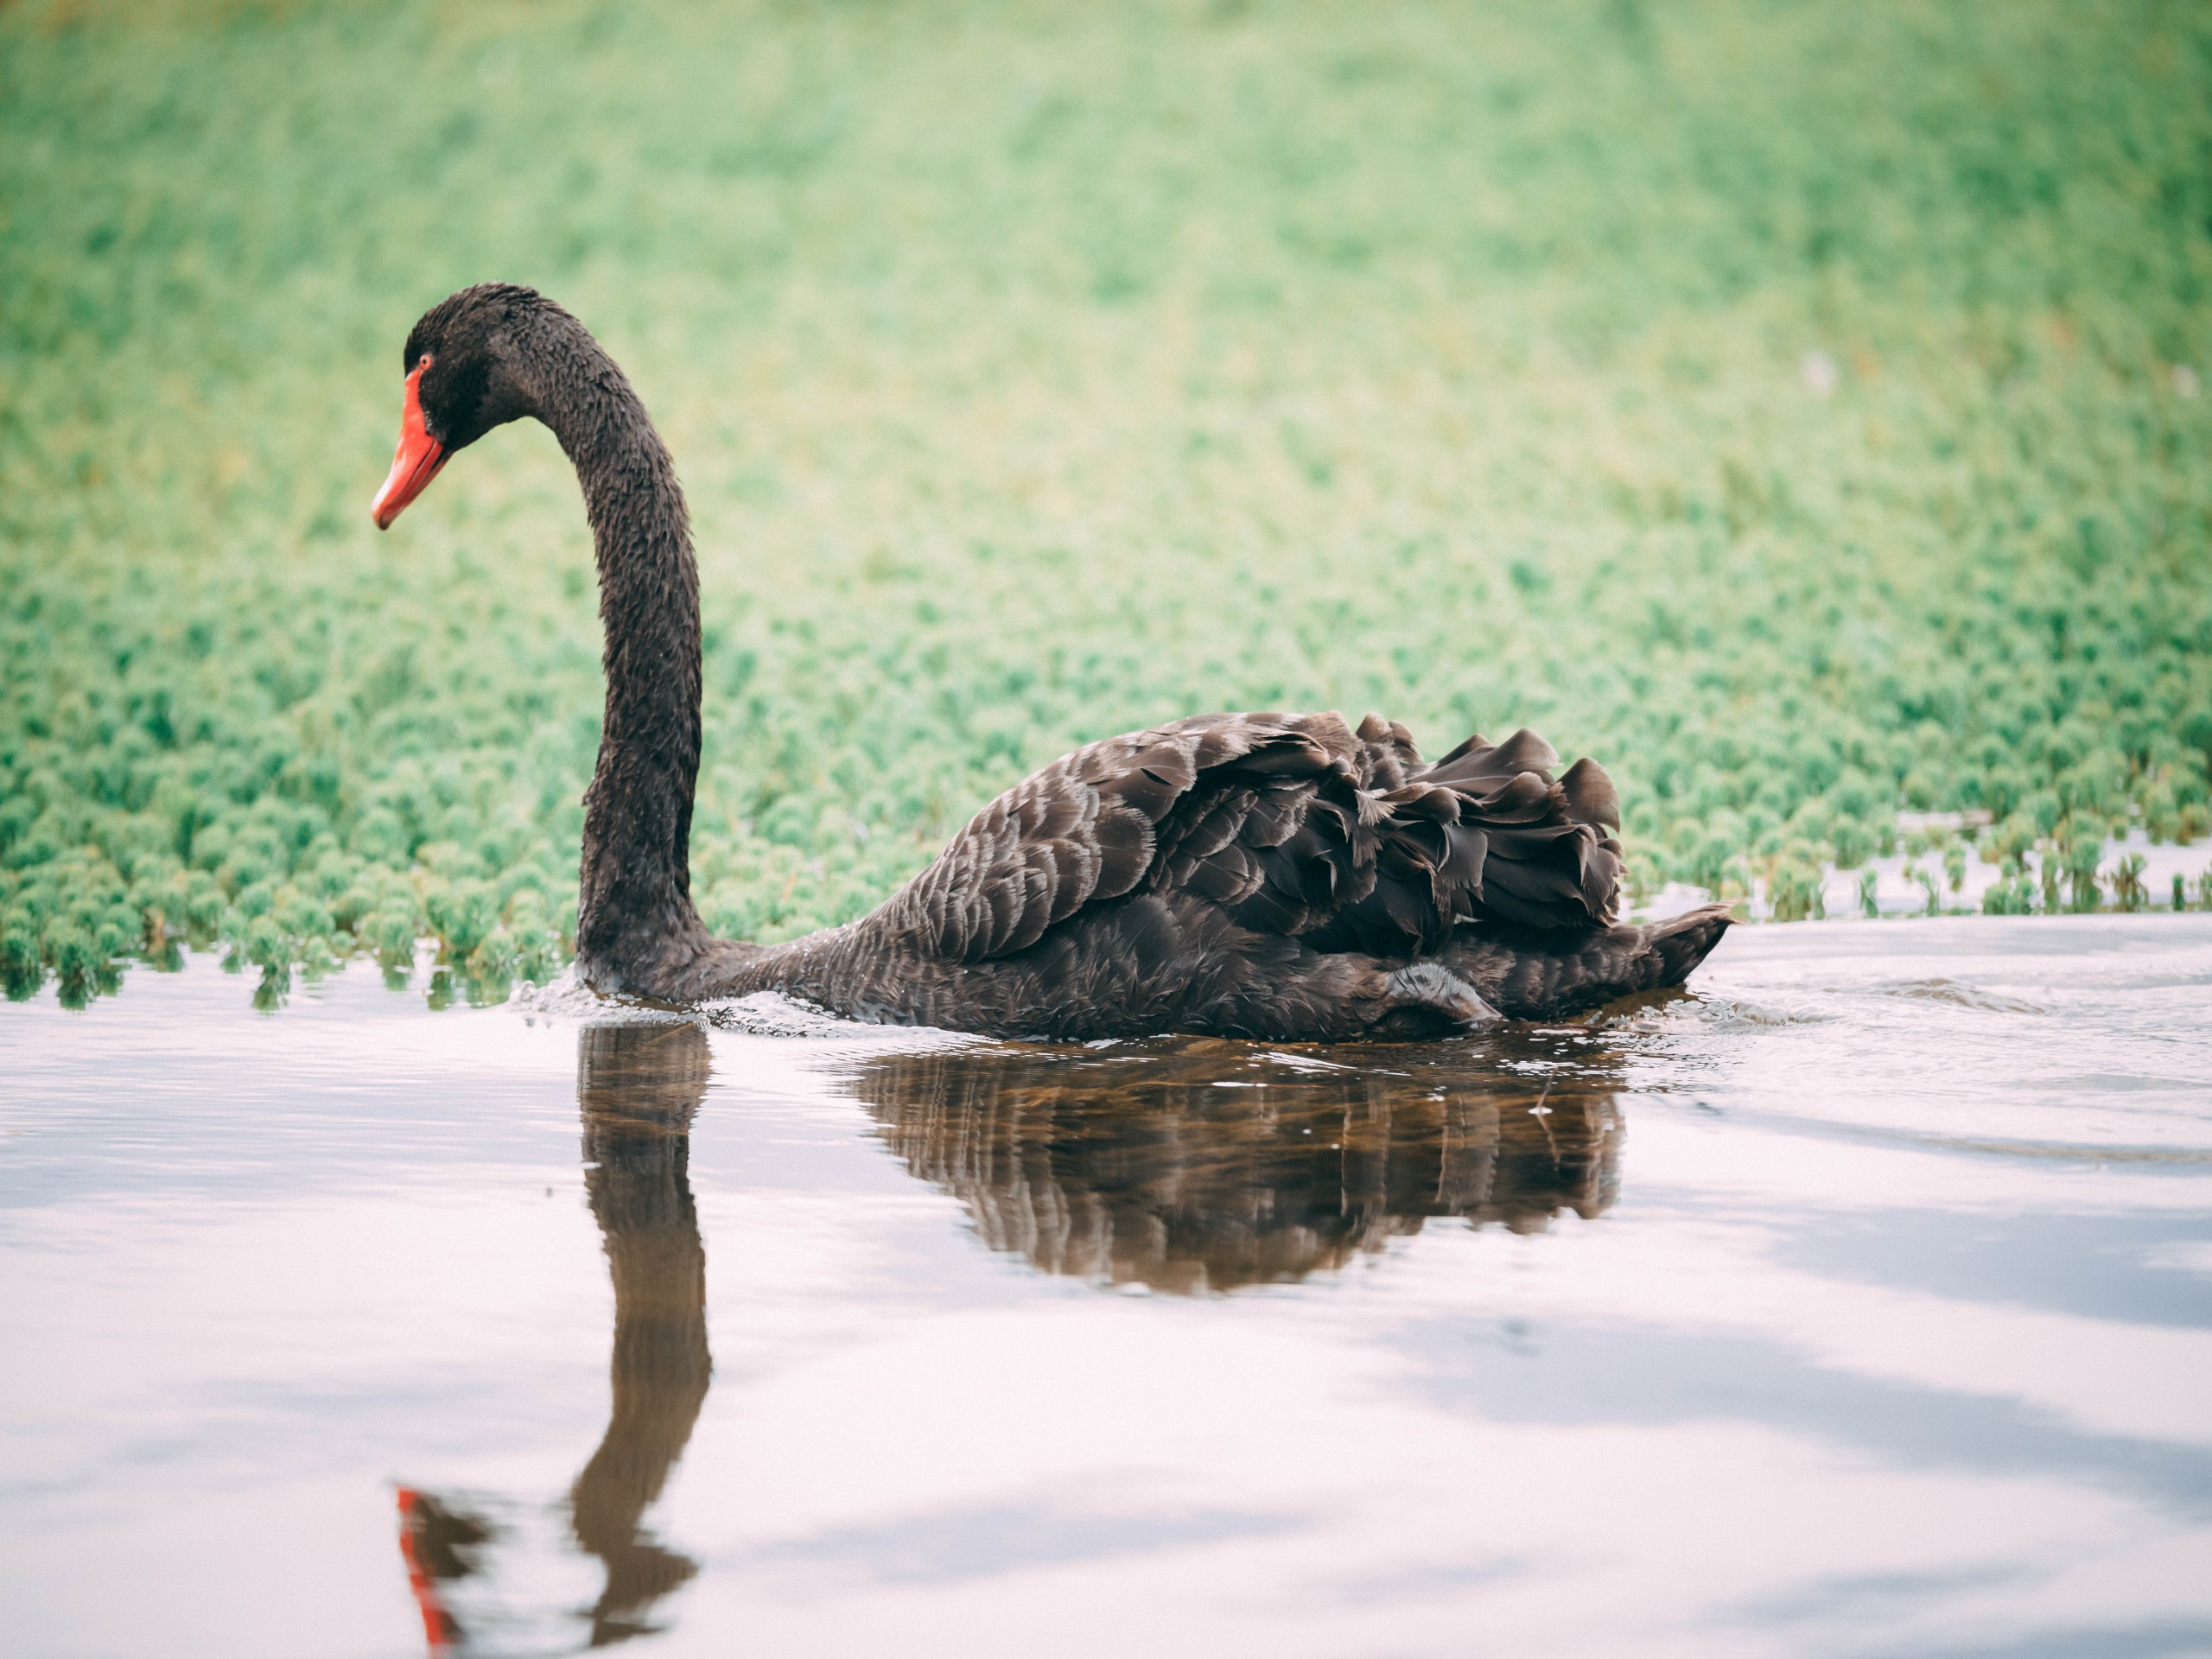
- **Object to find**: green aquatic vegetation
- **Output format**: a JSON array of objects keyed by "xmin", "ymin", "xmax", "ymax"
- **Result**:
[
  {"xmin": 2110, "ymin": 852, "xmax": 2150, "ymax": 913},
  {"xmin": 1912, "ymin": 865, "xmax": 1944, "ymax": 918},
  {"xmin": 2063, "ymin": 834, "xmax": 2110, "ymax": 914},
  {"xmin": 3, "ymin": 0, "xmax": 2210, "ymax": 1003},
  {"xmin": 1765, "ymin": 850, "xmax": 1825, "ymax": 924}
]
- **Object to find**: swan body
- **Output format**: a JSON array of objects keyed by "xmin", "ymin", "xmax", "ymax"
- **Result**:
[{"xmin": 371, "ymin": 284, "xmax": 1731, "ymax": 1038}]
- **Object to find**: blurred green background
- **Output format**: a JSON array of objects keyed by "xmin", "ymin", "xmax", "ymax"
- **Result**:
[{"xmin": 3, "ymin": 0, "xmax": 2209, "ymax": 1004}]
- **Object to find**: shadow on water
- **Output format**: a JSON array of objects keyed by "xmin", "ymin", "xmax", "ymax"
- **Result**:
[
  {"xmin": 397, "ymin": 1021, "xmax": 714, "ymax": 1653},
  {"xmin": 847, "ymin": 1027, "xmax": 1629, "ymax": 1294}
]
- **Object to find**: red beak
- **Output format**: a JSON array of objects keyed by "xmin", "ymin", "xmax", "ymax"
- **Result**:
[{"xmin": 371, "ymin": 362, "xmax": 448, "ymax": 530}]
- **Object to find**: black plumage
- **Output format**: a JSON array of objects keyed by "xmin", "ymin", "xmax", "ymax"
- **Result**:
[{"xmin": 376, "ymin": 285, "xmax": 1732, "ymax": 1038}]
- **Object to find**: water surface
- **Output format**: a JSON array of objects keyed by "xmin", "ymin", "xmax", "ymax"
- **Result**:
[{"xmin": 4, "ymin": 917, "xmax": 2210, "ymax": 1656}]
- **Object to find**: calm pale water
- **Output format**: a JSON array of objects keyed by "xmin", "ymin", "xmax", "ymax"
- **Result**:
[{"xmin": 4, "ymin": 917, "xmax": 2210, "ymax": 1658}]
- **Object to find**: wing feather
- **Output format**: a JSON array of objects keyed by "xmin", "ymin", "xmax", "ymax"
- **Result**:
[{"xmin": 874, "ymin": 713, "xmax": 1624, "ymax": 964}]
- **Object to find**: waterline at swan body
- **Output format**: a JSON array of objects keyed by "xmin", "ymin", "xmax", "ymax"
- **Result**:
[{"xmin": 371, "ymin": 284, "xmax": 1732, "ymax": 1038}]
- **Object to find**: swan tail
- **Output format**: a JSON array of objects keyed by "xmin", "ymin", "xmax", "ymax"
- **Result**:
[{"xmin": 1440, "ymin": 902, "xmax": 1734, "ymax": 1020}]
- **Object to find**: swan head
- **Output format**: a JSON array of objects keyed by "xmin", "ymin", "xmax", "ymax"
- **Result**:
[{"xmin": 371, "ymin": 283, "xmax": 547, "ymax": 529}]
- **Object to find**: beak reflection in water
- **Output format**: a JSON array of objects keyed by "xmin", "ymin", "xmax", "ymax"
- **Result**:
[
  {"xmin": 848, "ymin": 1028, "xmax": 1628, "ymax": 1294},
  {"xmin": 397, "ymin": 1021, "xmax": 714, "ymax": 1653}
]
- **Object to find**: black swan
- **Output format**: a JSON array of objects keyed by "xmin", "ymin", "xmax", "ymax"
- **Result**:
[{"xmin": 370, "ymin": 283, "xmax": 1731, "ymax": 1036}]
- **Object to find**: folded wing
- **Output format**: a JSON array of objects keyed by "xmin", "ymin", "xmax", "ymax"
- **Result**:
[{"xmin": 880, "ymin": 711, "xmax": 1624, "ymax": 964}]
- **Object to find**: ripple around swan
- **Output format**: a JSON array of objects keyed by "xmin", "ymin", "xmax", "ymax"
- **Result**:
[
  {"xmin": 509, "ymin": 970, "xmax": 925, "ymax": 1045},
  {"xmin": 507, "ymin": 968, "xmax": 692, "ymax": 1027},
  {"xmin": 1632, "ymin": 916, "xmax": 2212, "ymax": 1159},
  {"xmin": 1692, "ymin": 995, "xmax": 1841, "ymax": 1030},
  {"xmin": 1866, "ymin": 977, "xmax": 2050, "ymax": 1014}
]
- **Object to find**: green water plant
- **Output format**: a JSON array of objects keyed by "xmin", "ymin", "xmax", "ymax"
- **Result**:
[
  {"xmin": 2039, "ymin": 851, "xmax": 2064, "ymax": 916},
  {"xmin": 2, "ymin": 0, "xmax": 2209, "ymax": 1003},
  {"xmin": 2063, "ymin": 836, "xmax": 2107, "ymax": 914},
  {"xmin": 1912, "ymin": 866, "xmax": 1944, "ymax": 918},
  {"xmin": 1767, "ymin": 854, "xmax": 1826, "ymax": 924},
  {"xmin": 2110, "ymin": 853, "xmax": 2149, "ymax": 913}
]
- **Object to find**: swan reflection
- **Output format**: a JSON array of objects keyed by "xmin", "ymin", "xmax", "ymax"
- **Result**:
[
  {"xmin": 397, "ymin": 1021, "xmax": 712, "ymax": 1652},
  {"xmin": 848, "ymin": 1032, "xmax": 1626, "ymax": 1294}
]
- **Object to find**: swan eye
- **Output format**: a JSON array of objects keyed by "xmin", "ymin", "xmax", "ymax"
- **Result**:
[{"xmin": 417, "ymin": 353, "xmax": 434, "ymax": 372}]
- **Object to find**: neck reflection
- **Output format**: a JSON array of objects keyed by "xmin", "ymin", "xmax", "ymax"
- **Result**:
[
  {"xmin": 571, "ymin": 1020, "xmax": 714, "ymax": 1645},
  {"xmin": 849, "ymin": 1031, "xmax": 1627, "ymax": 1294},
  {"xmin": 397, "ymin": 1020, "xmax": 713, "ymax": 1653}
]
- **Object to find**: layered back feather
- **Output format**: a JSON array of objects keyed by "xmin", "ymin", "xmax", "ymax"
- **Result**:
[{"xmin": 882, "ymin": 710, "xmax": 1624, "ymax": 965}]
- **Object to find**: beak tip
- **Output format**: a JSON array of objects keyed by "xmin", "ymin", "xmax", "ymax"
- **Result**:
[{"xmin": 371, "ymin": 362, "xmax": 446, "ymax": 533}]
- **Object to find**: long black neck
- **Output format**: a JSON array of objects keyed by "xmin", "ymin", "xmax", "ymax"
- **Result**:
[{"xmin": 526, "ymin": 310, "xmax": 713, "ymax": 990}]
